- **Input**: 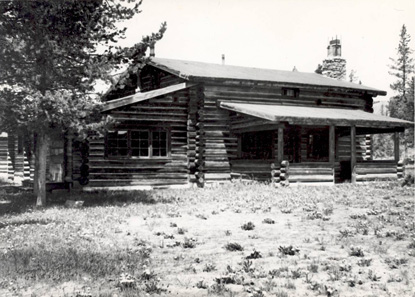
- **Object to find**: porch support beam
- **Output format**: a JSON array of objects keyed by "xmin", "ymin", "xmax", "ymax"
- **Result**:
[
  {"xmin": 394, "ymin": 131, "xmax": 400, "ymax": 162},
  {"xmin": 277, "ymin": 125, "xmax": 284, "ymax": 164},
  {"xmin": 329, "ymin": 125, "xmax": 335, "ymax": 164},
  {"xmin": 351, "ymin": 125, "xmax": 356, "ymax": 183}
]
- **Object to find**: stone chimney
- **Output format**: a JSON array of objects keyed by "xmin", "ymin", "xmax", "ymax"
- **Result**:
[
  {"xmin": 321, "ymin": 37, "xmax": 346, "ymax": 80},
  {"xmin": 327, "ymin": 38, "xmax": 342, "ymax": 57}
]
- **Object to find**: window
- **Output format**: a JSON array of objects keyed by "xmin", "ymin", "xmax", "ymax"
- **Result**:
[
  {"xmin": 240, "ymin": 131, "xmax": 273, "ymax": 159},
  {"xmin": 107, "ymin": 129, "xmax": 168, "ymax": 158},
  {"xmin": 282, "ymin": 88, "xmax": 299, "ymax": 97}
]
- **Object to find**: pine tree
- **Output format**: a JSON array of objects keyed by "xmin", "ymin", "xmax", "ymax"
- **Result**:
[
  {"xmin": 388, "ymin": 24, "xmax": 414, "ymax": 156},
  {"xmin": 0, "ymin": 1, "xmax": 166, "ymax": 206},
  {"xmin": 388, "ymin": 25, "xmax": 414, "ymax": 120}
]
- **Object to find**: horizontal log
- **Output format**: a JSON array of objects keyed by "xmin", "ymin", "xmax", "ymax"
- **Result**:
[
  {"xmin": 289, "ymin": 175, "xmax": 334, "ymax": 182},
  {"xmin": 355, "ymin": 168, "xmax": 397, "ymax": 174},
  {"xmin": 355, "ymin": 173, "xmax": 398, "ymax": 181},
  {"xmin": 89, "ymin": 173, "xmax": 188, "ymax": 179},
  {"xmin": 88, "ymin": 179, "xmax": 189, "ymax": 187},
  {"xmin": 204, "ymin": 173, "xmax": 231, "ymax": 180}
]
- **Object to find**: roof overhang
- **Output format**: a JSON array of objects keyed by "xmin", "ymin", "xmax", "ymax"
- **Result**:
[
  {"xmin": 220, "ymin": 102, "xmax": 413, "ymax": 129},
  {"xmin": 102, "ymin": 82, "xmax": 196, "ymax": 112}
]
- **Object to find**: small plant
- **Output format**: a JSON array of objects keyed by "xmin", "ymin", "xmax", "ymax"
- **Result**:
[
  {"xmin": 262, "ymin": 218, "xmax": 275, "ymax": 224},
  {"xmin": 242, "ymin": 259, "xmax": 254, "ymax": 273},
  {"xmin": 269, "ymin": 267, "xmax": 289, "ymax": 278},
  {"xmin": 283, "ymin": 280, "xmax": 296, "ymax": 290},
  {"xmin": 385, "ymin": 257, "xmax": 408, "ymax": 269},
  {"xmin": 275, "ymin": 289, "xmax": 289, "ymax": 297},
  {"xmin": 307, "ymin": 263, "xmax": 319, "ymax": 273},
  {"xmin": 208, "ymin": 282, "xmax": 229, "ymax": 295},
  {"xmin": 224, "ymin": 242, "xmax": 244, "ymax": 252},
  {"xmin": 357, "ymin": 258, "xmax": 372, "ymax": 267},
  {"xmin": 177, "ymin": 227, "xmax": 187, "ymax": 235},
  {"xmin": 323, "ymin": 205, "xmax": 334, "ymax": 216},
  {"xmin": 246, "ymin": 250, "xmax": 262, "ymax": 259},
  {"xmin": 183, "ymin": 237, "xmax": 197, "ymax": 248},
  {"xmin": 196, "ymin": 279, "xmax": 208, "ymax": 289},
  {"xmin": 339, "ymin": 228, "xmax": 355, "ymax": 238},
  {"xmin": 241, "ymin": 221, "xmax": 255, "ymax": 231},
  {"xmin": 279, "ymin": 245, "xmax": 299, "ymax": 256},
  {"xmin": 349, "ymin": 246, "xmax": 365, "ymax": 257},
  {"xmin": 224, "ymin": 230, "xmax": 232, "ymax": 236},
  {"xmin": 203, "ymin": 263, "xmax": 216, "ymax": 272},
  {"xmin": 368, "ymin": 269, "xmax": 381, "ymax": 282},
  {"xmin": 290, "ymin": 268, "xmax": 302, "ymax": 279}
]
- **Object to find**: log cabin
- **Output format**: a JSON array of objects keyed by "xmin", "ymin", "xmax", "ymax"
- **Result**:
[
  {"xmin": 1, "ymin": 57, "xmax": 412, "ymax": 189},
  {"xmin": 88, "ymin": 56, "xmax": 412, "ymax": 189}
]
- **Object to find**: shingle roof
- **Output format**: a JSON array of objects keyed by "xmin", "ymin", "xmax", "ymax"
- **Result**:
[{"xmin": 149, "ymin": 58, "xmax": 386, "ymax": 95}]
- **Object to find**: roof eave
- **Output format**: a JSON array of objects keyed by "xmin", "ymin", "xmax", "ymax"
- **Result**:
[{"xmin": 190, "ymin": 76, "xmax": 386, "ymax": 96}]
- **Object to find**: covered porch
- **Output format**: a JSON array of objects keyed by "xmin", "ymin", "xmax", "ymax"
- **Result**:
[{"xmin": 221, "ymin": 102, "xmax": 413, "ymax": 185}]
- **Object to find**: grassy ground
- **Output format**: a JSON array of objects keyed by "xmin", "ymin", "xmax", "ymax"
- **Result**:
[{"xmin": 0, "ymin": 181, "xmax": 414, "ymax": 297}]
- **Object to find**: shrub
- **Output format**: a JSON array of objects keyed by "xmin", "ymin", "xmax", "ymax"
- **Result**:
[
  {"xmin": 241, "ymin": 221, "xmax": 255, "ymax": 231},
  {"xmin": 262, "ymin": 218, "xmax": 275, "ymax": 224},
  {"xmin": 349, "ymin": 246, "xmax": 365, "ymax": 257},
  {"xmin": 224, "ymin": 242, "xmax": 244, "ymax": 252},
  {"xmin": 246, "ymin": 250, "xmax": 262, "ymax": 259},
  {"xmin": 279, "ymin": 245, "xmax": 299, "ymax": 256},
  {"xmin": 202, "ymin": 263, "xmax": 216, "ymax": 272}
]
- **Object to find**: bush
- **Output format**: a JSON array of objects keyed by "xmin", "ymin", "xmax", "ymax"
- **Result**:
[
  {"xmin": 224, "ymin": 242, "xmax": 244, "ymax": 251},
  {"xmin": 241, "ymin": 221, "xmax": 255, "ymax": 231}
]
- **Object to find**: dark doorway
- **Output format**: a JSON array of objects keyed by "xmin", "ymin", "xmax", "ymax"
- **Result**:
[{"xmin": 339, "ymin": 161, "xmax": 352, "ymax": 182}]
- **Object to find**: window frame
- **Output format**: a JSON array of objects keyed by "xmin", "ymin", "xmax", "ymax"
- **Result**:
[
  {"xmin": 282, "ymin": 87, "xmax": 299, "ymax": 98},
  {"xmin": 106, "ymin": 128, "xmax": 170, "ymax": 159}
]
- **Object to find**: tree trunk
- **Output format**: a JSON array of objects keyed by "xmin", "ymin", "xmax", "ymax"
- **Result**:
[
  {"xmin": 33, "ymin": 132, "xmax": 39, "ymax": 195},
  {"xmin": 36, "ymin": 132, "xmax": 49, "ymax": 207}
]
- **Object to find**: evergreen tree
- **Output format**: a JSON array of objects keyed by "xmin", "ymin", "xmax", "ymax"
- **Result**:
[
  {"xmin": 0, "ymin": 1, "xmax": 166, "ymax": 206},
  {"xmin": 388, "ymin": 25, "xmax": 414, "ymax": 121},
  {"xmin": 388, "ymin": 24, "xmax": 414, "ymax": 155}
]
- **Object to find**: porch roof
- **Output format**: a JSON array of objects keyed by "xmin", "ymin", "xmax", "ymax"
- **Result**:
[{"xmin": 220, "ymin": 102, "xmax": 414, "ymax": 129}]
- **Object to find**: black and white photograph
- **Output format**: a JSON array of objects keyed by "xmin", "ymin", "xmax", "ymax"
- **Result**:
[{"xmin": 0, "ymin": 0, "xmax": 414, "ymax": 296}]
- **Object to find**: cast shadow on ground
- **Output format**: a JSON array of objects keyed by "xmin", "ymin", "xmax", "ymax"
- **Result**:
[{"xmin": 0, "ymin": 185, "xmax": 170, "ymax": 217}]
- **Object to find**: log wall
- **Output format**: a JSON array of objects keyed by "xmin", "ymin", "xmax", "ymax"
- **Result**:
[
  {"xmin": 204, "ymin": 82, "xmax": 369, "ymax": 110},
  {"xmin": 353, "ymin": 161, "xmax": 398, "ymax": 182},
  {"xmin": 285, "ymin": 162, "xmax": 335, "ymax": 185},
  {"xmin": 0, "ymin": 134, "xmax": 8, "ymax": 180},
  {"xmin": 230, "ymin": 159, "xmax": 274, "ymax": 181},
  {"xmin": 337, "ymin": 135, "xmax": 367, "ymax": 161},
  {"xmin": 86, "ymin": 89, "xmax": 191, "ymax": 189},
  {"xmin": 197, "ymin": 85, "xmax": 237, "ymax": 184}
]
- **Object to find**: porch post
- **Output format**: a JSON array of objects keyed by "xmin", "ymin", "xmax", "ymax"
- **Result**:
[
  {"xmin": 64, "ymin": 132, "xmax": 73, "ymax": 190},
  {"xmin": 394, "ymin": 131, "xmax": 400, "ymax": 162},
  {"xmin": 277, "ymin": 125, "xmax": 284, "ymax": 163},
  {"xmin": 351, "ymin": 125, "xmax": 356, "ymax": 183},
  {"xmin": 329, "ymin": 125, "xmax": 335, "ymax": 164}
]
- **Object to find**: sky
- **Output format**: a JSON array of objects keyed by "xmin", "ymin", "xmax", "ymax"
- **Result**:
[{"xmin": 118, "ymin": 0, "xmax": 415, "ymax": 102}]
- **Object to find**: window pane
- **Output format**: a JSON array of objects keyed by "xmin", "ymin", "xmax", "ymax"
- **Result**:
[
  {"xmin": 131, "ymin": 130, "xmax": 149, "ymax": 157},
  {"xmin": 152, "ymin": 131, "xmax": 167, "ymax": 157},
  {"xmin": 107, "ymin": 130, "xmax": 128, "ymax": 157}
]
